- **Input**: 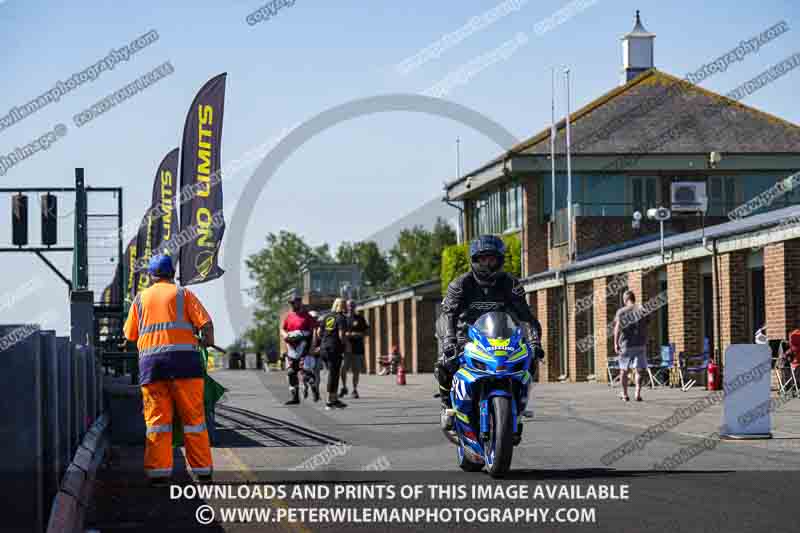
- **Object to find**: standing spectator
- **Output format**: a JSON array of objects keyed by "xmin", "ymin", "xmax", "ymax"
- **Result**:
[
  {"xmin": 308, "ymin": 310, "xmax": 323, "ymax": 398},
  {"xmin": 341, "ymin": 299, "xmax": 370, "ymax": 399},
  {"xmin": 320, "ymin": 298, "xmax": 349, "ymax": 409},
  {"xmin": 280, "ymin": 292, "xmax": 317, "ymax": 405},
  {"xmin": 613, "ymin": 290, "xmax": 649, "ymax": 402}
]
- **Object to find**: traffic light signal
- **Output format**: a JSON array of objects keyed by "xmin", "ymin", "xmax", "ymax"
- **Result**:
[
  {"xmin": 12, "ymin": 193, "xmax": 28, "ymax": 246},
  {"xmin": 41, "ymin": 193, "xmax": 57, "ymax": 245}
]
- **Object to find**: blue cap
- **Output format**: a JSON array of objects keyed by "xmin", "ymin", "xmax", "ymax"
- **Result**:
[{"xmin": 148, "ymin": 254, "xmax": 174, "ymax": 278}]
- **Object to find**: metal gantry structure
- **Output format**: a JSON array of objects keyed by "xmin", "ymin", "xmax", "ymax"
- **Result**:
[{"xmin": 0, "ymin": 168, "xmax": 137, "ymax": 374}]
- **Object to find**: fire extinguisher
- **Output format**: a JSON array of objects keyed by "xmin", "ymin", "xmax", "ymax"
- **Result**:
[
  {"xmin": 396, "ymin": 358, "xmax": 406, "ymax": 386},
  {"xmin": 707, "ymin": 360, "xmax": 720, "ymax": 391}
]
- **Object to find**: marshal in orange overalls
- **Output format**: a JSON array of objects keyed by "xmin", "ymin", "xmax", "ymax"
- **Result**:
[{"xmin": 123, "ymin": 280, "xmax": 213, "ymax": 479}]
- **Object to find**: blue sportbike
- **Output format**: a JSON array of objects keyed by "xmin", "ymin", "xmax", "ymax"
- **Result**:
[{"xmin": 443, "ymin": 311, "xmax": 534, "ymax": 477}]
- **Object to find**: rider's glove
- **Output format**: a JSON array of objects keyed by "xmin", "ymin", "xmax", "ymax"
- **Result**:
[
  {"xmin": 530, "ymin": 342, "xmax": 545, "ymax": 362},
  {"xmin": 442, "ymin": 337, "xmax": 458, "ymax": 358},
  {"xmin": 533, "ymin": 344, "xmax": 544, "ymax": 361},
  {"xmin": 442, "ymin": 338, "xmax": 460, "ymax": 372}
]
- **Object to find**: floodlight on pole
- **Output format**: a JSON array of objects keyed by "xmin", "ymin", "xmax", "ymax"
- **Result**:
[{"xmin": 646, "ymin": 206, "xmax": 672, "ymax": 261}]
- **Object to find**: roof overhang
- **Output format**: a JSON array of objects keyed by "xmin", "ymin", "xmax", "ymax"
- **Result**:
[
  {"xmin": 356, "ymin": 279, "xmax": 441, "ymax": 310},
  {"xmin": 446, "ymin": 152, "xmax": 800, "ymax": 201},
  {"xmin": 522, "ymin": 207, "xmax": 800, "ymax": 293}
]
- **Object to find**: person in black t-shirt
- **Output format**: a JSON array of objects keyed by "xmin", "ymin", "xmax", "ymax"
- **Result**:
[
  {"xmin": 319, "ymin": 298, "xmax": 349, "ymax": 409},
  {"xmin": 341, "ymin": 299, "xmax": 370, "ymax": 399}
]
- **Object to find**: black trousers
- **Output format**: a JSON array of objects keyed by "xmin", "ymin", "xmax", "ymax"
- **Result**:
[
  {"xmin": 322, "ymin": 346, "xmax": 343, "ymax": 395},
  {"xmin": 287, "ymin": 357, "xmax": 301, "ymax": 389}
]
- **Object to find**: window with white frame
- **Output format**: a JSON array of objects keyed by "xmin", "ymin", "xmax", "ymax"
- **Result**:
[{"xmin": 470, "ymin": 181, "xmax": 523, "ymax": 236}]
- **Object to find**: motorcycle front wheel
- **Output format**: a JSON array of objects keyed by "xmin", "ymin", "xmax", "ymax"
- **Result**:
[{"xmin": 484, "ymin": 395, "xmax": 514, "ymax": 478}]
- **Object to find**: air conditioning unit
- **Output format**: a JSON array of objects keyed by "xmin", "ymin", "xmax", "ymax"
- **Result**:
[{"xmin": 670, "ymin": 182, "xmax": 708, "ymax": 213}]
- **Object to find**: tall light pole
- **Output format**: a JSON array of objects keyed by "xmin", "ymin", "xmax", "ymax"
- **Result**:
[
  {"xmin": 456, "ymin": 137, "xmax": 461, "ymax": 179},
  {"xmin": 456, "ymin": 138, "xmax": 463, "ymax": 242},
  {"xmin": 564, "ymin": 68, "xmax": 574, "ymax": 260}
]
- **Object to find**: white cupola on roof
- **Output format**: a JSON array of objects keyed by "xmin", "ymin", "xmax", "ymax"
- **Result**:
[{"xmin": 621, "ymin": 10, "xmax": 655, "ymax": 84}]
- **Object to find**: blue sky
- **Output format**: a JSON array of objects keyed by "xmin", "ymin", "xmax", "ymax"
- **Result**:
[{"xmin": 0, "ymin": 0, "xmax": 798, "ymax": 344}]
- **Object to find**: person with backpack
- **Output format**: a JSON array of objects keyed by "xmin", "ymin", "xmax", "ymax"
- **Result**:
[{"xmin": 614, "ymin": 289, "xmax": 649, "ymax": 402}]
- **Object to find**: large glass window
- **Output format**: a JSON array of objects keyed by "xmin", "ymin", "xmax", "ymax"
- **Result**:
[
  {"xmin": 707, "ymin": 176, "xmax": 738, "ymax": 216},
  {"xmin": 627, "ymin": 176, "xmax": 659, "ymax": 215},
  {"xmin": 582, "ymin": 175, "xmax": 629, "ymax": 216},
  {"xmin": 470, "ymin": 181, "xmax": 523, "ymax": 235},
  {"xmin": 738, "ymin": 173, "xmax": 800, "ymax": 215},
  {"xmin": 543, "ymin": 174, "xmax": 629, "ymax": 217}
]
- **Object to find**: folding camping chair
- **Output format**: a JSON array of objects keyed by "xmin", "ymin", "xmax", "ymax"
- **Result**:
[
  {"xmin": 647, "ymin": 345, "xmax": 675, "ymax": 388},
  {"xmin": 607, "ymin": 356, "xmax": 622, "ymax": 388},
  {"xmin": 773, "ymin": 340, "xmax": 798, "ymax": 396},
  {"xmin": 679, "ymin": 338, "xmax": 710, "ymax": 391}
]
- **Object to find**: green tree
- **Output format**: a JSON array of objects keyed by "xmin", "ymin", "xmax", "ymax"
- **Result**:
[
  {"xmin": 336, "ymin": 240, "xmax": 392, "ymax": 295},
  {"xmin": 440, "ymin": 233, "xmax": 522, "ymax": 294},
  {"xmin": 389, "ymin": 218, "xmax": 457, "ymax": 288},
  {"xmin": 245, "ymin": 231, "xmax": 332, "ymax": 350},
  {"xmin": 440, "ymin": 243, "xmax": 469, "ymax": 295}
]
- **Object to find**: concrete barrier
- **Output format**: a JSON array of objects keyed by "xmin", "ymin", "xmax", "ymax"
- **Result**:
[
  {"xmin": 46, "ymin": 414, "xmax": 109, "ymax": 533},
  {"xmin": 0, "ymin": 324, "xmax": 45, "ymax": 532},
  {"xmin": 73, "ymin": 345, "xmax": 88, "ymax": 441},
  {"xmin": 103, "ymin": 376, "xmax": 146, "ymax": 445},
  {"xmin": 40, "ymin": 330, "xmax": 61, "ymax": 512},
  {"xmin": 85, "ymin": 345, "xmax": 96, "ymax": 426},
  {"xmin": 56, "ymin": 336, "xmax": 72, "ymax": 478}
]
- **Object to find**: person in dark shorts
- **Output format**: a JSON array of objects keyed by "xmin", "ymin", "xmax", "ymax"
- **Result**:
[
  {"xmin": 341, "ymin": 299, "xmax": 369, "ymax": 398},
  {"xmin": 613, "ymin": 289, "xmax": 649, "ymax": 402},
  {"xmin": 320, "ymin": 298, "xmax": 348, "ymax": 410}
]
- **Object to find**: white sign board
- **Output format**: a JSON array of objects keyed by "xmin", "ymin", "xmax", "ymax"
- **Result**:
[{"xmin": 721, "ymin": 344, "xmax": 772, "ymax": 439}]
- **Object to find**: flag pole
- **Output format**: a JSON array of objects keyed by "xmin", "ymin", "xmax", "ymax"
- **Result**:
[
  {"xmin": 564, "ymin": 67, "xmax": 573, "ymax": 261},
  {"xmin": 551, "ymin": 67, "xmax": 556, "ymax": 224}
]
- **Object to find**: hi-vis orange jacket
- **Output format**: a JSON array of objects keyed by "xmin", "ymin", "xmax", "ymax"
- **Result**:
[{"xmin": 124, "ymin": 280, "xmax": 211, "ymax": 384}]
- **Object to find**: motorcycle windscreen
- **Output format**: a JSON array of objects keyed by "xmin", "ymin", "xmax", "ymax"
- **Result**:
[{"xmin": 472, "ymin": 312, "xmax": 519, "ymax": 339}]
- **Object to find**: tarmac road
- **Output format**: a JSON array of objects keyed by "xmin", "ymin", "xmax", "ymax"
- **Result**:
[{"xmin": 87, "ymin": 367, "xmax": 800, "ymax": 532}]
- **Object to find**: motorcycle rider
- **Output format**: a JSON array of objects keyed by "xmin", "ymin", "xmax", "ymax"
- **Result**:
[
  {"xmin": 435, "ymin": 235, "xmax": 544, "ymax": 430},
  {"xmin": 280, "ymin": 291, "xmax": 318, "ymax": 405}
]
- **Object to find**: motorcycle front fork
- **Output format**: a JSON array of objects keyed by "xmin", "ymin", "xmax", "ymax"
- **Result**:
[{"xmin": 476, "ymin": 396, "xmax": 524, "ymax": 446}]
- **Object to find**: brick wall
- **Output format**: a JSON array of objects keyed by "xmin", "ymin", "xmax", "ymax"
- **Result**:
[
  {"xmin": 592, "ymin": 275, "xmax": 626, "ymax": 383},
  {"xmin": 667, "ymin": 260, "xmax": 702, "ymax": 356},
  {"xmin": 386, "ymin": 301, "xmax": 399, "ymax": 358},
  {"xmin": 363, "ymin": 307, "xmax": 376, "ymax": 375},
  {"xmin": 370, "ymin": 306, "xmax": 387, "ymax": 375},
  {"xmin": 567, "ymin": 282, "xmax": 593, "ymax": 382},
  {"xmin": 764, "ymin": 239, "xmax": 800, "ymax": 341},
  {"xmin": 398, "ymin": 299, "xmax": 414, "ymax": 372},
  {"xmin": 413, "ymin": 298, "xmax": 439, "ymax": 373},
  {"xmin": 574, "ymin": 216, "xmax": 730, "ymax": 259},
  {"xmin": 536, "ymin": 287, "xmax": 561, "ymax": 382},
  {"xmin": 625, "ymin": 269, "xmax": 661, "ymax": 359},
  {"xmin": 713, "ymin": 251, "xmax": 749, "ymax": 363},
  {"xmin": 548, "ymin": 222, "xmax": 570, "ymax": 270},
  {"xmin": 522, "ymin": 176, "xmax": 548, "ymax": 276}
]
